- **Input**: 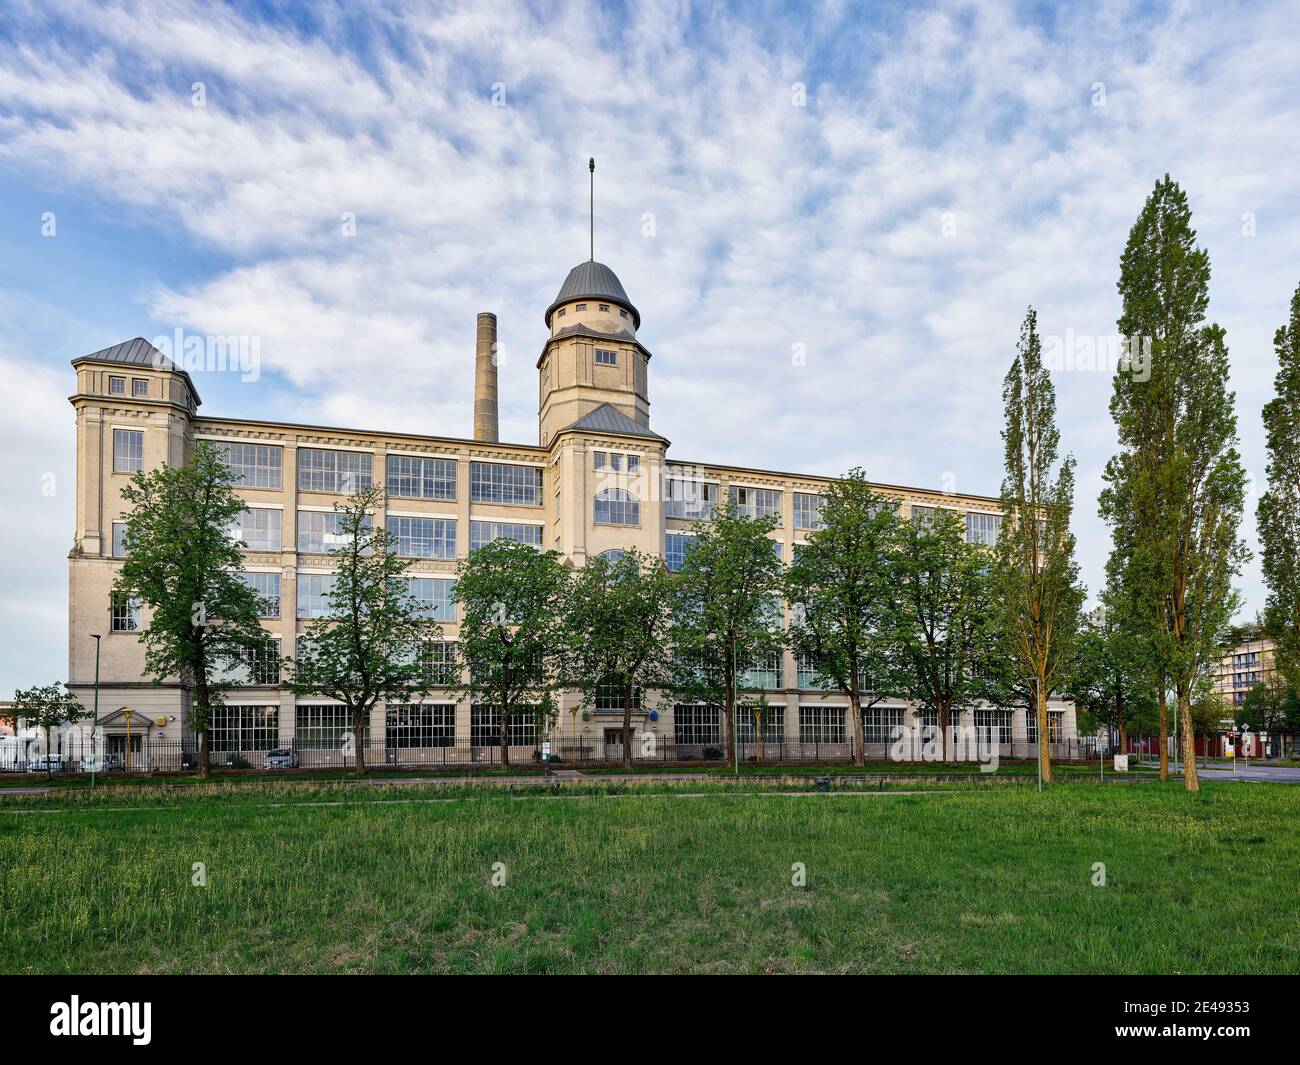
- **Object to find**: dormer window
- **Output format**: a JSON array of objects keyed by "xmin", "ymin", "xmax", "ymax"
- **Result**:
[
  {"xmin": 109, "ymin": 376, "xmax": 125, "ymax": 395},
  {"xmin": 132, "ymin": 378, "xmax": 148, "ymax": 397},
  {"xmin": 576, "ymin": 303, "xmax": 587, "ymax": 311},
  {"xmin": 556, "ymin": 308, "xmax": 566, "ymax": 318},
  {"xmin": 599, "ymin": 304, "xmax": 610, "ymax": 312},
  {"xmin": 595, "ymin": 349, "xmax": 617, "ymax": 366},
  {"xmin": 619, "ymin": 309, "xmax": 628, "ymax": 319}
]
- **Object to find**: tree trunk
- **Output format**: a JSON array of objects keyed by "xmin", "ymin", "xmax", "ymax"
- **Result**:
[
  {"xmin": 1157, "ymin": 688, "xmax": 1168, "ymax": 781},
  {"xmin": 1116, "ymin": 689, "xmax": 1128, "ymax": 752},
  {"xmin": 194, "ymin": 672, "xmax": 211, "ymax": 779},
  {"xmin": 1036, "ymin": 679, "xmax": 1052, "ymax": 784},
  {"xmin": 1179, "ymin": 688, "xmax": 1199, "ymax": 792},
  {"xmin": 622, "ymin": 683, "xmax": 633, "ymax": 769},
  {"xmin": 938, "ymin": 700, "xmax": 950, "ymax": 762},
  {"xmin": 354, "ymin": 705, "xmax": 367, "ymax": 774},
  {"xmin": 499, "ymin": 697, "xmax": 510, "ymax": 768},
  {"xmin": 849, "ymin": 681, "xmax": 864, "ymax": 767},
  {"xmin": 753, "ymin": 706, "xmax": 763, "ymax": 765},
  {"xmin": 724, "ymin": 673, "xmax": 736, "ymax": 765}
]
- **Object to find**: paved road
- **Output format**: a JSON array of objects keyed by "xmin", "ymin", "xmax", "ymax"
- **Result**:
[{"xmin": 1156, "ymin": 760, "xmax": 1300, "ymax": 783}]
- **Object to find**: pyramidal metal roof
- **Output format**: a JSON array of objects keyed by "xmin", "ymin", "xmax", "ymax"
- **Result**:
[
  {"xmin": 563, "ymin": 403, "xmax": 665, "ymax": 440},
  {"xmin": 75, "ymin": 337, "xmax": 175, "ymax": 370},
  {"xmin": 545, "ymin": 260, "xmax": 640, "ymax": 328}
]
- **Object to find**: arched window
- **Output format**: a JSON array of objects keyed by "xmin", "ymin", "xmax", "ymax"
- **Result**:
[
  {"xmin": 594, "ymin": 489, "xmax": 639, "ymax": 526},
  {"xmin": 596, "ymin": 549, "xmax": 627, "ymax": 563}
]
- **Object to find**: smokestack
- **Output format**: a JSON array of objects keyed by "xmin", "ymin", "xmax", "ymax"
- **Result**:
[{"xmin": 474, "ymin": 312, "xmax": 499, "ymax": 442}]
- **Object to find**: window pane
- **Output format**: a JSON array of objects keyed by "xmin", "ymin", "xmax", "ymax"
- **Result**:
[
  {"xmin": 386, "ymin": 455, "xmax": 456, "ymax": 500},
  {"xmin": 469, "ymin": 521, "xmax": 543, "ymax": 551},
  {"xmin": 386, "ymin": 516, "xmax": 456, "ymax": 558},
  {"xmin": 216, "ymin": 442, "xmax": 283, "ymax": 489},
  {"xmin": 470, "ymin": 462, "xmax": 542, "ymax": 505},
  {"xmin": 113, "ymin": 429, "xmax": 143, "ymax": 473},
  {"xmin": 594, "ymin": 488, "xmax": 639, "ymax": 526},
  {"xmin": 298, "ymin": 448, "xmax": 373, "ymax": 494},
  {"xmin": 231, "ymin": 508, "xmax": 281, "ymax": 551}
]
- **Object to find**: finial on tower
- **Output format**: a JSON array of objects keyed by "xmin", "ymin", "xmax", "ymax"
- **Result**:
[{"xmin": 588, "ymin": 157, "xmax": 595, "ymax": 262}]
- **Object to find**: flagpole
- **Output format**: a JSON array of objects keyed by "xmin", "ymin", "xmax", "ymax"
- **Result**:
[{"xmin": 588, "ymin": 157, "xmax": 595, "ymax": 261}]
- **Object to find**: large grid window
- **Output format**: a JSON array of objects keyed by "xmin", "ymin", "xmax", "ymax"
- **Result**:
[
  {"xmin": 799, "ymin": 706, "xmax": 846, "ymax": 743},
  {"xmin": 231, "ymin": 508, "xmax": 281, "ymax": 551},
  {"xmin": 594, "ymin": 488, "xmax": 639, "ymax": 526},
  {"xmin": 113, "ymin": 429, "xmax": 144, "ymax": 473},
  {"xmin": 387, "ymin": 455, "xmax": 456, "ymax": 500},
  {"xmin": 210, "ymin": 705, "xmax": 279, "ymax": 752},
  {"xmin": 386, "ymin": 516, "xmax": 456, "ymax": 559},
  {"xmin": 298, "ymin": 448, "xmax": 373, "ymax": 494},
  {"xmin": 298, "ymin": 510, "xmax": 369, "ymax": 554},
  {"xmin": 664, "ymin": 533, "xmax": 697, "ymax": 572},
  {"xmin": 796, "ymin": 653, "xmax": 830, "ymax": 690},
  {"xmin": 470, "ymin": 521, "xmax": 543, "ymax": 551},
  {"xmin": 1025, "ymin": 709, "xmax": 1066, "ymax": 744},
  {"xmin": 407, "ymin": 577, "xmax": 456, "ymax": 621},
  {"xmin": 919, "ymin": 708, "xmax": 963, "ymax": 735},
  {"xmin": 241, "ymin": 571, "xmax": 281, "ymax": 617},
  {"xmin": 417, "ymin": 641, "xmax": 459, "ymax": 685},
  {"xmin": 863, "ymin": 706, "xmax": 905, "ymax": 743},
  {"xmin": 297, "ymin": 573, "xmax": 336, "ymax": 619},
  {"xmin": 793, "ymin": 492, "xmax": 823, "ymax": 530},
  {"xmin": 736, "ymin": 705, "xmax": 785, "ymax": 742},
  {"xmin": 470, "ymin": 462, "xmax": 542, "ymax": 505},
  {"xmin": 595, "ymin": 680, "xmax": 641, "ymax": 711},
  {"xmin": 973, "ymin": 708, "xmax": 1013, "ymax": 744},
  {"xmin": 673, "ymin": 704, "xmax": 721, "ymax": 746},
  {"xmin": 664, "ymin": 478, "xmax": 717, "ymax": 520},
  {"xmin": 730, "ymin": 485, "xmax": 782, "ymax": 521},
  {"xmin": 216, "ymin": 442, "xmax": 283, "ymax": 489},
  {"xmin": 966, "ymin": 512, "xmax": 1002, "ymax": 546},
  {"xmin": 240, "ymin": 638, "xmax": 281, "ymax": 685},
  {"xmin": 295, "ymin": 704, "xmax": 367, "ymax": 749},
  {"xmin": 386, "ymin": 704, "xmax": 456, "ymax": 748},
  {"xmin": 110, "ymin": 595, "xmax": 141, "ymax": 632},
  {"xmin": 470, "ymin": 706, "xmax": 538, "ymax": 747},
  {"xmin": 739, "ymin": 653, "xmax": 782, "ymax": 690}
]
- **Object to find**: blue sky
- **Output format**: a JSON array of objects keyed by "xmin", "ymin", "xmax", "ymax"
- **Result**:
[{"xmin": 2, "ymin": 0, "xmax": 1298, "ymax": 696}]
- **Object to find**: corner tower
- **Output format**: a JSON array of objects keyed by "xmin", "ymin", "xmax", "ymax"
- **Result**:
[{"xmin": 537, "ymin": 260, "xmax": 651, "ymax": 447}]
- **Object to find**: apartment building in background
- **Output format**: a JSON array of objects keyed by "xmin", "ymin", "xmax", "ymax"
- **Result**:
[
  {"xmin": 66, "ymin": 257, "xmax": 1078, "ymax": 764},
  {"xmin": 1212, "ymin": 636, "xmax": 1278, "ymax": 709}
]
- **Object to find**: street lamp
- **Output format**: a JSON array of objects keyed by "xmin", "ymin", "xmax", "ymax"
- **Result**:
[
  {"xmin": 122, "ymin": 707, "xmax": 135, "ymax": 773},
  {"xmin": 89, "ymin": 634, "xmax": 101, "ymax": 789}
]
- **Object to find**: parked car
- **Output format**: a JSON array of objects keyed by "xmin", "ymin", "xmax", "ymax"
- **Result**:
[
  {"xmin": 80, "ymin": 754, "xmax": 124, "ymax": 773},
  {"xmin": 27, "ymin": 755, "xmax": 67, "ymax": 773},
  {"xmin": 263, "ymin": 749, "xmax": 299, "ymax": 769}
]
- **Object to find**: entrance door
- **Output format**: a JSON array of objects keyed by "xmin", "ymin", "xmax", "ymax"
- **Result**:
[{"xmin": 603, "ymin": 728, "xmax": 626, "ymax": 760}]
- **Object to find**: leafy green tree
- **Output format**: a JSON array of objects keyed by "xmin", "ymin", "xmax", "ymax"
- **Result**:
[
  {"xmin": 1258, "ymin": 282, "xmax": 1300, "ymax": 690},
  {"xmin": 558, "ymin": 549, "xmax": 675, "ymax": 767},
  {"xmin": 453, "ymin": 539, "xmax": 569, "ymax": 767},
  {"xmin": 1099, "ymin": 175, "xmax": 1249, "ymax": 791},
  {"xmin": 993, "ymin": 308, "xmax": 1086, "ymax": 783},
  {"xmin": 785, "ymin": 469, "xmax": 905, "ymax": 766},
  {"xmin": 114, "ymin": 441, "xmax": 268, "ymax": 776},
  {"xmin": 12, "ymin": 682, "xmax": 91, "ymax": 775},
  {"xmin": 287, "ymin": 486, "xmax": 441, "ymax": 772},
  {"xmin": 1237, "ymin": 674, "xmax": 1299, "ymax": 738},
  {"xmin": 671, "ymin": 499, "xmax": 784, "ymax": 764},
  {"xmin": 1067, "ymin": 605, "xmax": 1158, "ymax": 751},
  {"xmin": 891, "ymin": 508, "xmax": 1001, "ymax": 761}
]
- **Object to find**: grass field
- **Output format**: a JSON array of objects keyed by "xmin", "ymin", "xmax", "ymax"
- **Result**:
[{"xmin": 2, "ymin": 778, "xmax": 1297, "ymax": 974}]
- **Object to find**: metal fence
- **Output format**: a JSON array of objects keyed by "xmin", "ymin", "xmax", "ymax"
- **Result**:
[{"xmin": 1, "ymin": 733, "xmax": 1107, "ymax": 776}]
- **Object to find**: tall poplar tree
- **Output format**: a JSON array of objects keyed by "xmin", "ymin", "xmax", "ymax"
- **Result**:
[
  {"xmin": 1099, "ymin": 175, "xmax": 1248, "ymax": 791},
  {"xmin": 993, "ymin": 308, "xmax": 1085, "ymax": 784},
  {"xmin": 1258, "ymin": 282, "xmax": 1300, "ymax": 690}
]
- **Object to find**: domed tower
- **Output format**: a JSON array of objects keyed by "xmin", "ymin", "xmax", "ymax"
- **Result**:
[{"xmin": 537, "ymin": 260, "xmax": 651, "ymax": 447}]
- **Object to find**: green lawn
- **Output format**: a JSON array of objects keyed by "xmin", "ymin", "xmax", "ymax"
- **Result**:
[{"xmin": 1, "ymin": 779, "xmax": 1297, "ymax": 974}]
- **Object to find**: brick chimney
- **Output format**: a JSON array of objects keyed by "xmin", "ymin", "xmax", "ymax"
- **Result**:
[{"xmin": 473, "ymin": 312, "xmax": 499, "ymax": 442}]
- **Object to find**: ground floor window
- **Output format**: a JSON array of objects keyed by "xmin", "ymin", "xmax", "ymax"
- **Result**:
[
  {"xmin": 673, "ymin": 704, "xmax": 720, "ymax": 746},
  {"xmin": 736, "ymin": 704, "xmax": 785, "ymax": 742},
  {"xmin": 1025, "ymin": 709, "xmax": 1065, "ymax": 744},
  {"xmin": 295, "ymin": 704, "xmax": 367, "ymax": 749},
  {"xmin": 973, "ymin": 708, "xmax": 1013, "ymax": 744},
  {"xmin": 210, "ymin": 705, "xmax": 279, "ymax": 752},
  {"xmin": 470, "ymin": 705, "xmax": 538, "ymax": 747},
  {"xmin": 800, "ymin": 706, "xmax": 846, "ymax": 744},
  {"xmin": 862, "ymin": 705, "xmax": 905, "ymax": 743},
  {"xmin": 385, "ymin": 703, "xmax": 456, "ymax": 748}
]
